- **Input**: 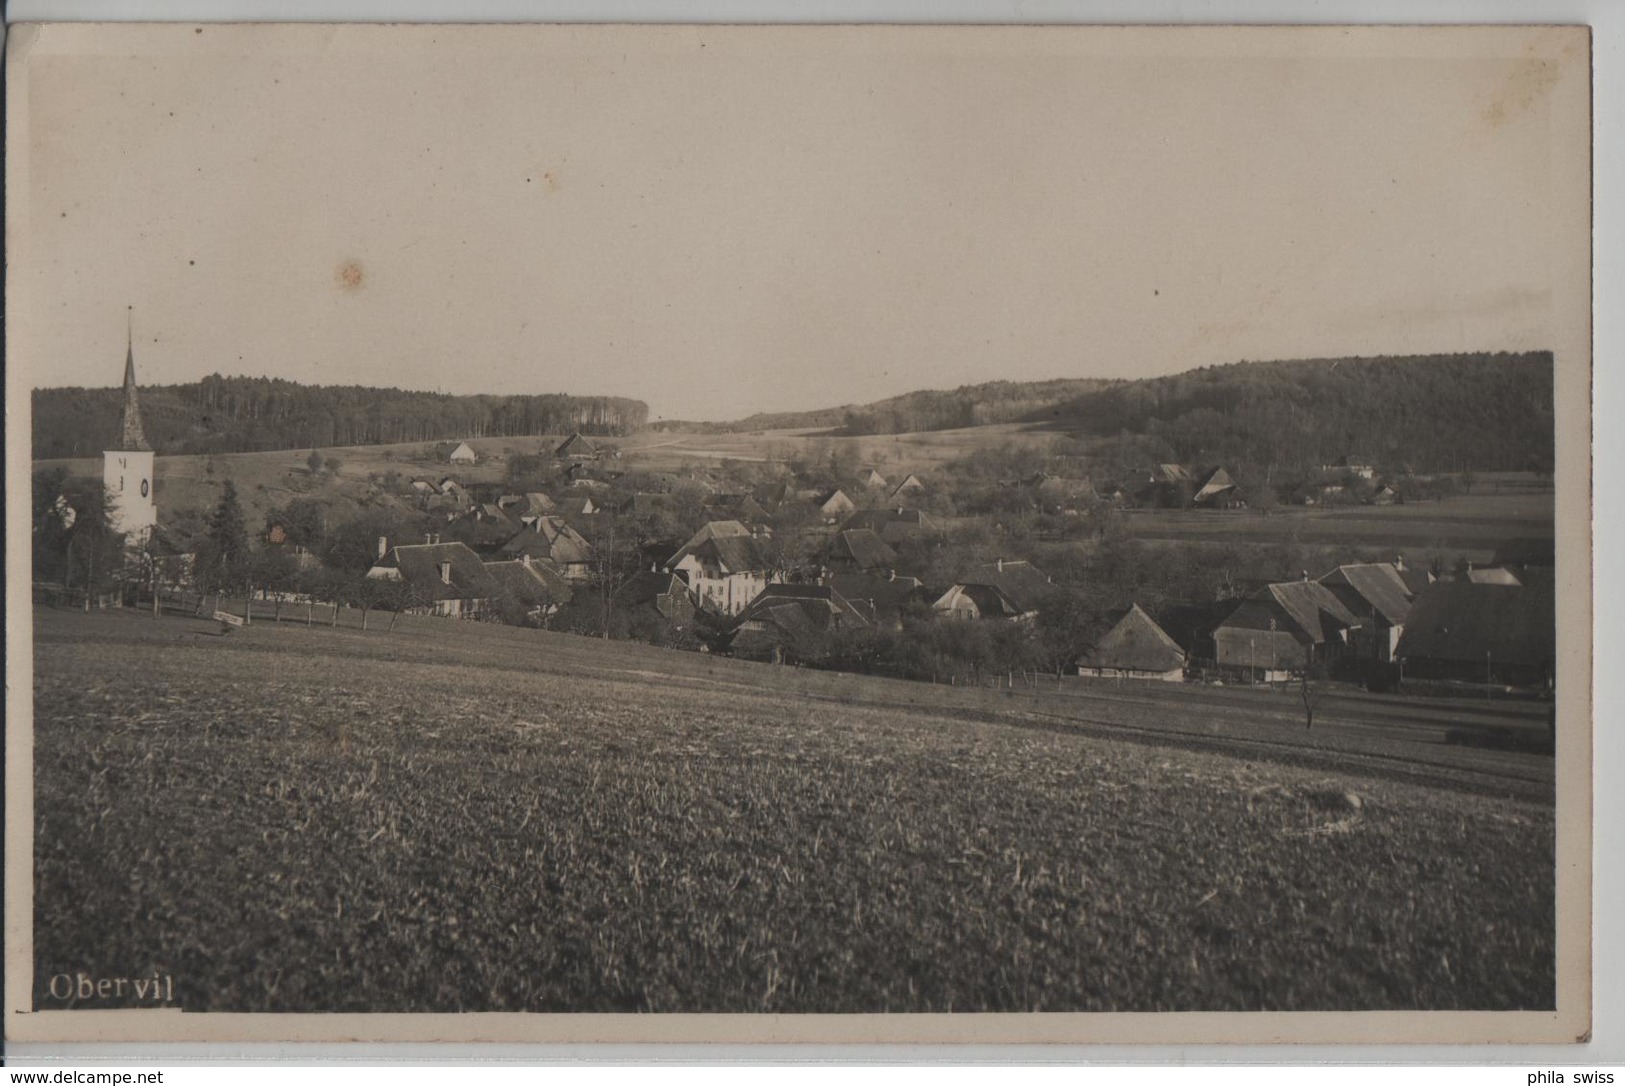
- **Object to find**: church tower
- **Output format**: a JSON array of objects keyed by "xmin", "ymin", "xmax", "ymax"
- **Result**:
[{"xmin": 102, "ymin": 322, "xmax": 157, "ymax": 545}]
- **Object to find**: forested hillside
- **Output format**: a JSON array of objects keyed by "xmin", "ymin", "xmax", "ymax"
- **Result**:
[
  {"xmin": 33, "ymin": 376, "xmax": 649, "ymax": 458},
  {"xmin": 680, "ymin": 378, "xmax": 1122, "ymax": 435},
  {"xmin": 1028, "ymin": 353, "xmax": 1554, "ymax": 474}
]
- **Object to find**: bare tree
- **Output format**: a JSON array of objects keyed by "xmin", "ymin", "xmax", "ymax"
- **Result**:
[{"xmin": 1300, "ymin": 644, "xmax": 1329, "ymax": 730}]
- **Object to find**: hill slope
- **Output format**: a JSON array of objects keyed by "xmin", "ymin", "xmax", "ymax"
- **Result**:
[
  {"xmin": 1029, "ymin": 352, "xmax": 1554, "ymax": 474},
  {"xmin": 32, "ymin": 376, "xmax": 648, "ymax": 459}
]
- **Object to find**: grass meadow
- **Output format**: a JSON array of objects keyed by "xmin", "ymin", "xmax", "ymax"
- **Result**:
[{"xmin": 32, "ymin": 607, "xmax": 1554, "ymax": 1013}]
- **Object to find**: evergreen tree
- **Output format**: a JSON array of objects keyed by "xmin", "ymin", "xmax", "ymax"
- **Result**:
[{"xmin": 201, "ymin": 481, "xmax": 250, "ymax": 594}]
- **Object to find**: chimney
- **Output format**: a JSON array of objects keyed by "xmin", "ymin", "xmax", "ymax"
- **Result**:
[
  {"xmin": 439, "ymin": 561, "xmax": 453, "ymax": 584},
  {"xmin": 651, "ymin": 561, "xmax": 658, "ymax": 573},
  {"xmin": 424, "ymin": 533, "xmax": 433, "ymax": 545},
  {"xmin": 520, "ymin": 553, "xmax": 532, "ymax": 569},
  {"xmin": 377, "ymin": 536, "xmax": 389, "ymax": 561},
  {"xmin": 997, "ymin": 557, "xmax": 1005, "ymax": 573},
  {"xmin": 1395, "ymin": 554, "xmax": 1405, "ymax": 571},
  {"xmin": 1301, "ymin": 570, "xmax": 1309, "ymax": 582}
]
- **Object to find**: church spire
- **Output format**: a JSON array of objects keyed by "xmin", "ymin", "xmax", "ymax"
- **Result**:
[{"xmin": 119, "ymin": 312, "xmax": 153, "ymax": 452}]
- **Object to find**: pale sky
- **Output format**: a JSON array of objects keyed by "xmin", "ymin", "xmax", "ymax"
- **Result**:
[{"xmin": 7, "ymin": 24, "xmax": 1583, "ymax": 421}]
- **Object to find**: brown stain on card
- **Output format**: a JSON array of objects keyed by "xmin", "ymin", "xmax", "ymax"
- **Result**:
[
  {"xmin": 336, "ymin": 260, "xmax": 365, "ymax": 291},
  {"xmin": 1483, "ymin": 56, "xmax": 1561, "ymax": 129}
]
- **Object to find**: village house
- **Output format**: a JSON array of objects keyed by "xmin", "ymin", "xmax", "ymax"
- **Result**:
[
  {"xmin": 1212, "ymin": 578, "xmax": 1363, "ymax": 680},
  {"xmin": 824, "ymin": 528, "xmax": 898, "ymax": 575},
  {"xmin": 496, "ymin": 516, "xmax": 596, "ymax": 582},
  {"xmin": 702, "ymin": 492, "xmax": 774, "ymax": 527},
  {"xmin": 812, "ymin": 488, "xmax": 858, "ymax": 524},
  {"xmin": 932, "ymin": 558, "xmax": 1052, "ymax": 623},
  {"xmin": 855, "ymin": 467, "xmax": 889, "ymax": 490},
  {"xmin": 1075, "ymin": 604, "xmax": 1188, "ymax": 682},
  {"xmin": 496, "ymin": 491, "xmax": 557, "ymax": 526},
  {"xmin": 615, "ymin": 568, "xmax": 698, "ymax": 626},
  {"xmin": 825, "ymin": 571, "xmax": 928, "ymax": 629},
  {"xmin": 1320, "ymin": 454, "xmax": 1377, "ymax": 480},
  {"xmin": 750, "ymin": 481, "xmax": 795, "ymax": 513},
  {"xmin": 840, "ymin": 506, "xmax": 940, "ymax": 545},
  {"xmin": 447, "ymin": 441, "xmax": 478, "ymax": 464},
  {"xmin": 1319, "ymin": 562, "xmax": 1414, "ymax": 661},
  {"xmin": 730, "ymin": 583, "xmax": 871, "ymax": 664},
  {"xmin": 367, "ymin": 539, "xmax": 495, "ymax": 618},
  {"xmin": 666, "ymin": 520, "xmax": 781, "ymax": 616},
  {"xmin": 555, "ymin": 432, "xmax": 600, "ymax": 461}
]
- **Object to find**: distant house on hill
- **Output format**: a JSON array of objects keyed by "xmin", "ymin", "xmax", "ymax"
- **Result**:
[
  {"xmin": 855, "ymin": 467, "xmax": 889, "ymax": 489},
  {"xmin": 1397, "ymin": 575, "xmax": 1554, "ymax": 687},
  {"xmin": 825, "ymin": 528, "xmax": 897, "ymax": 574},
  {"xmin": 1212, "ymin": 579, "xmax": 1363, "ymax": 680},
  {"xmin": 890, "ymin": 474, "xmax": 925, "ymax": 502},
  {"xmin": 409, "ymin": 478, "xmax": 436, "ymax": 495},
  {"xmin": 731, "ymin": 583, "xmax": 872, "ymax": 664},
  {"xmin": 496, "ymin": 516, "xmax": 596, "ymax": 581},
  {"xmin": 1319, "ymin": 562, "xmax": 1414, "ymax": 661},
  {"xmin": 932, "ymin": 558, "xmax": 1052, "ymax": 623},
  {"xmin": 447, "ymin": 442, "xmax": 478, "ymax": 464},
  {"xmin": 555, "ymin": 432, "xmax": 599, "ymax": 461},
  {"xmin": 367, "ymin": 540, "xmax": 495, "ymax": 618},
  {"xmin": 482, "ymin": 556, "xmax": 570, "ymax": 622},
  {"xmin": 1076, "ymin": 604, "xmax": 1188, "ymax": 682},
  {"xmin": 667, "ymin": 520, "xmax": 781, "ymax": 616}
]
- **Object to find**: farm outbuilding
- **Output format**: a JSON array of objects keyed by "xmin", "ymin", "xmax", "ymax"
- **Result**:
[
  {"xmin": 447, "ymin": 441, "xmax": 478, "ymax": 464},
  {"xmin": 1396, "ymin": 574, "xmax": 1555, "ymax": 688},
  {"xmin": 1075, "ymin": 604, "xmax": 1187, "ymax": 682}
]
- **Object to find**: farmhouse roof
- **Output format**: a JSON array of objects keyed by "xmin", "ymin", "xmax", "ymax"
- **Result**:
[
  {"xmin": 958, "ymin": 559, "xmax": 1053, "ymax": 614},
  {"xmin": 827, "ymin": 572, "xmax": 926, "ymax": 623},
  {"xmin": 840, "ymin": 506, "xmax": 939, "ymax": 542},
  {"xmin": 376, "ymin": 541, "xmax": 496, "ymax": 602},
  {"xmin": 1078, "ymin": 604, "xmax": 1188, "ymax": 674},
  {"xmin": 1194, "ymin": 466, "xmax": 1239, "ymax": 502},
  {"xmin": 739, "ymin": 583, "xmax": 870, "ymax": 629},
  {"xmin": 1397, "ymin": 579, "xmax": 1554, "ymax": 669},
  {"xmin": 448, "ymin": 441, "xmax": 477, "ymax": 461},
  {"xmin": 482, "ymin": 558, "xmax": 567, "ymax": 609},
  {"xmin": 497, "ymin": 516, "xmax": 595, "ymax": 565},
  {"xmin": 1466, "ymin": 566, "xmax": 1523, "ymax": 587},
  {"xmin": 1319, "ymin": 563, "xmax": 1414, "ymax": 626},
  {"xmin": 827, "ymin": 528, "xmax": 898, "ymax": 572}
]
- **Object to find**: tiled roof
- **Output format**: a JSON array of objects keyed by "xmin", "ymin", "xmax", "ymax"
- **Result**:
[{"xmin": 1320, "ymin": 563, "xmax": 1413, "ymax": 626}]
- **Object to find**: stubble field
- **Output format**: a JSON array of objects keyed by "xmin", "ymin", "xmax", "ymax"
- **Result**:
[{"xmin": 32, "ymin": 608, "xmax": 1555, "ymax": 1013}]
